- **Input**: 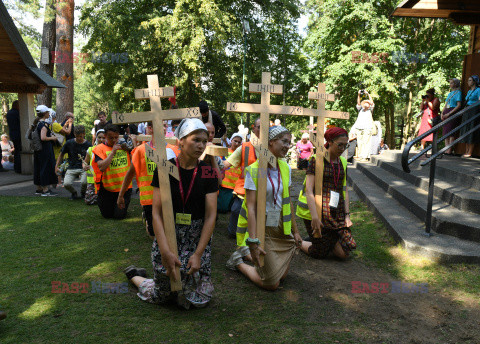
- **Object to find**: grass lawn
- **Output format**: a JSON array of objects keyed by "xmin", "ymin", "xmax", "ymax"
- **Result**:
[{"xmin": 0, "ymin": 172, "xmax": 479, "ymax": 343}]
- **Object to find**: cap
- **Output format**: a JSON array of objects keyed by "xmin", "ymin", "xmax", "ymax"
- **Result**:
[{"xmin": 36, "ymin": 105, "xmax": 50, "ymax": 113}]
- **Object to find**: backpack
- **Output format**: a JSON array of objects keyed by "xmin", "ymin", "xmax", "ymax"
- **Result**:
[{"xmin": 25, "ymin": 124, "xmax": 42, "ymax": 152}]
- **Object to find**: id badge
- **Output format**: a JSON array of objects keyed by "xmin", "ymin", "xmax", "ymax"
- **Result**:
[
  {"xmin": 266, "ymin": 209, "xmax": 281, "ymax": 227},
  {"xmin": 176, "ymin": 213, "xmax": 192, "ymax": 225},
  {"xmin": 329, "ymin": 191, "xmax": 340, "ymax": 208}
]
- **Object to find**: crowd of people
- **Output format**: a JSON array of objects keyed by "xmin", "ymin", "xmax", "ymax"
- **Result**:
[{"xmin": 1, "ymin": 78, "xmax": 479, "ymax": 313}]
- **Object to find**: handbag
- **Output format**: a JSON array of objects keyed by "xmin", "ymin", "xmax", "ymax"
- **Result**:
[{"xmin": 52, "ymin": 132, "xmax": 65, "ymax": 145}]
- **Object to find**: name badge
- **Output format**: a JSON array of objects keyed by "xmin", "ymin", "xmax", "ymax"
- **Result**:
[
  {"xmin": 329, "ymin": 191, "xmax": 340, "ymax": 208},
  {"xmin": 176, "ymin": 213, "xmax": 192, "ymax": 225},
  {"xmin": 266, "ymin": 209, "xmax": 281, "ymax": 227}
]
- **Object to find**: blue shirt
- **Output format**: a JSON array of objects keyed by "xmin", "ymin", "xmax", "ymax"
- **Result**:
[
  {"xmin": 465, "ymin": 87, "xmax": 480, "ymax": 106},
  {"xmin": 446, "ymin": 90, "xmax": 462, "ymax": 108}
]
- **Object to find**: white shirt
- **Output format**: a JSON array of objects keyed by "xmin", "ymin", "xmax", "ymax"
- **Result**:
[
  {"xmin": 244, "ymin": 165, "xmax": 292, "ymax": 211},
  {"xmin": 352, "ymin": 104, "xmax": 375, "ymax": 130}
]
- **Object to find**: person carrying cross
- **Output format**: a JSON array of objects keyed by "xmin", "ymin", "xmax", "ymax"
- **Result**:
[
  {"xmin": 226, "ymin": 126, "xmax": 302, "ymax": 290},
  {"xmin": 125, "ymin": 118, "xmax": 218, "ymax": 309},
  {"xmin": 296, "ymin": 127, "xmax": 356, "ymax": 259}
]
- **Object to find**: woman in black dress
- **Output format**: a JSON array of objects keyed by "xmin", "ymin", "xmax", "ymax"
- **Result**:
[
  {"xmin": 33, "ymin": 106, "xmax": 58, "ymax": 196},
  {"xmin": 125, "ymin": 118, "xmax": 218, "ymax": 309}
]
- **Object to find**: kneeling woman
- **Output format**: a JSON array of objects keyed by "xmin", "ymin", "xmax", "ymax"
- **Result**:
[
  {"xmin": 296, "ymin": 127, "xmax": 356, "ymax": 259},
  {"xmin": 125, "ymin": 119, "xmax": 218, "ymax": 309},
  {"xmin": 227, "ymin": 126, "xmax": 302, "ymax": 290}
]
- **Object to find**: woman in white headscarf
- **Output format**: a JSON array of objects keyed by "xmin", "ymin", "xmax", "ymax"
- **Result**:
[
  {"xmin": 226, "ymin": 126, "xmax": 302, "ymax": 290},
  {"xmin": 125, "ymin": 118, "xmax": 218, "ymax": 309}
]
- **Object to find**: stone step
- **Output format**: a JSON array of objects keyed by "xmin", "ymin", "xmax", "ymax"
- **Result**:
[
  {"xmin": 376, "ymin": 150, "xmax": 480, "ymax": 191},
  {"xmin": 347, "ymin": 166, "xmax": 480, "ymax": 264},
  {"xmin": 353, "ymin": 160, "xmax": 480, "ymax": 243},
  {"xmin": 369, "ymin": 154, "xmax": 480, "ymax": 215}
]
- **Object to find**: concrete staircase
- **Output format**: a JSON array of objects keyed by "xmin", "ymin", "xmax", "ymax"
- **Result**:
[{"xmin": 348, "ymin": 150, "xmax": 480, "ymax": 264}]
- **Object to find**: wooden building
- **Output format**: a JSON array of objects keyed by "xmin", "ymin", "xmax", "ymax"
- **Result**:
[{"xmin": 0, "ymin": 1, "xmax": 65, "ymax": 174}]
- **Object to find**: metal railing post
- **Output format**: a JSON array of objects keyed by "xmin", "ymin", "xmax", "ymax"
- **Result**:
[{"xmin": 424, "ymin": 130, "xmax": 437, "ymax": 236}]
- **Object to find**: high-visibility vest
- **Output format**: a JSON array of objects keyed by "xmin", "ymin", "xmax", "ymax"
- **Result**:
[
  {"xmin": 132, "ymin": 143, "xmax": 156, "ymax": 206},
  {"xmin": 92, "ymin": 143, "xmax": 132, "ymax": 193},
  {"xmin": 166, "ymin": 143, "xmax": 180, "ymax": 157},
  {"xmin": 221, "ymin": 148, "xmax": 242, "ymax": 190},
  {"xmin": 236, "ymin": 159, "xmax": 292, "ymax": 247},
  {"xmin": 233, "ymin": 142, "xmax": 257, "ymax": 196},
  {"xmin": 296, "ymin": 155, "xmax": 347, "ymax": 221},
  {"xmin": 86, "ymin": 146, "xmax": 95, "ymax": 184}
]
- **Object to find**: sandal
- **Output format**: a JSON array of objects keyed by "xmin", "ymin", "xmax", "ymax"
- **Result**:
[{"xmin": 462, "ymin": 154, "xmax": 472, "ymax": 158}]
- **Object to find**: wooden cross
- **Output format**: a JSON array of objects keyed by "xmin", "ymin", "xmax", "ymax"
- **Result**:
[
  {"xmin": 226, "ymin": 72, "xmax": 314, "ymax": 266},
  {"xmin": 112, "ymin": 74, "xmax": 201, "ymax": 291},
  {"xmin": 307, "ymin": 83, "xmax": 349, "ymax": 238}
]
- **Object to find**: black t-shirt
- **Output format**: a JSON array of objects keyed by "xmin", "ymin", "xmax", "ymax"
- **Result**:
[
  {"xmin": 151, "ymin": 159, "xmax": 219, "ymax": 220},
  {"xmin": 94, "ymin": 120, "xmax": 112, "ymax": 133},
  {"xmin": 61, "ymin": 139, "xmax": 92, "ymax": 169}
]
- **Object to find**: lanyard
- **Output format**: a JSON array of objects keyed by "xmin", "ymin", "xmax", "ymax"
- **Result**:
[
  {"xmin": 267, "ymin": 168, "xmax": 281, "ymax": 207},
  {"xmin": 175, "ymin": 158, "xmax": 199, "ymax": 210},
  {"xmin": 331, "ymin": 159, "xmax": 341, "ymax": 190}
]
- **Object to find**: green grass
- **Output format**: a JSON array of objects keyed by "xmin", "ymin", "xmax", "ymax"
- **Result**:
[{"xmin": 0, "ymin": 176, "xmax": 479, "ymax": 343}]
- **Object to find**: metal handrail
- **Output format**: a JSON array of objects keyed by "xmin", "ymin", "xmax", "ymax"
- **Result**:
[{"xmin": 401, "ymin": 100, "xmax": 480, "ymax": 236}]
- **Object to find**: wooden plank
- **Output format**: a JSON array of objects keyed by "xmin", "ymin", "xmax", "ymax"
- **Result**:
[
  {"xmin": 205, "ymin": 145, "xmax": 228, "ymax": 157},
  {"xmin": 112, "ymin": 107, "xmax": 202, "ymax": 125},
  {"xmin": 134, "ymin": 87, "xmax": 174, "ymax": 100},
  {"xmin": 248, "ymin": 83, "xmax": 283, "ymax": 95},
  {"xmin": 136, "ymin": 134, "xmax": 152, "ymax": 142},
  {"xmin": 226, "ymin": 102, "xmax": 304, "ymax": 116},
  {"xmin": 308, "ymin": 92, "xmax": 335, "ymax": 102},
  {"xmin": 145, "ymin": 145, "xmax": 179, "ymax": 180},
  {"xmin": 303, "ymin": 108, "xmax": 349, "ymax": 119}
]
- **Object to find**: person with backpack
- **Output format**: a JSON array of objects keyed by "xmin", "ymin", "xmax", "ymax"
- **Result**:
[{"xmin": 32, "ymin": 105, "xmax": 58, "ymax": 196}]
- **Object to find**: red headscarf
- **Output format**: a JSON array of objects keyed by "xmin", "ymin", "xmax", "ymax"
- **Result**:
[{"xmin": 324, "ymin": 127, "xmax": 348, "ymax": 148}]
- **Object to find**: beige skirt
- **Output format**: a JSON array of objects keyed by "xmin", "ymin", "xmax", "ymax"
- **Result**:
[{"xmin": 256, "ymin": 221, "xmax": 297, "ymax": 286}]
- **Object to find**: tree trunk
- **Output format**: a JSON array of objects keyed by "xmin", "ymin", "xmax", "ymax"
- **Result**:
[
  {"xmin": 37, "ymin": 0, "xmax": 56, "ymax": 108},
  {"xmin": 55, "ymin": 0, "xmax": 74, "ymax": 123},
  {"xmin": 389, "ymin": 103, "xmax": 395, "ymax": 149},
  {"xmin": 1, "ymin": 97, "xmax": 8, "ymax": 134},
  {"xmin": 402, "ymin": 89, "xmax": 413, "ymax": 149}
]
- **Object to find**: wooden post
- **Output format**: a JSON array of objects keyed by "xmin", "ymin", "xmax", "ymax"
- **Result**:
[
  {"xmin": 308, "ymin": 83, "xmax": 349, "ymax": 238},
  {"xmin": 112, "ymin": 75, "xmax": 202, "ymax": 291}
]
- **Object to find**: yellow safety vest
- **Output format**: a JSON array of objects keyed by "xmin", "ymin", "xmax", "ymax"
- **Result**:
[
  {"xmin": 236, "ymin": 159, "xmax": 292, "ymax": 247},
  {"xmin": 86, "ymin": 146, "xmax": 95, "ymax": 184},
  {"xmin": 296, "ymin": 155, "xmax": 347, "ymax": 221}
]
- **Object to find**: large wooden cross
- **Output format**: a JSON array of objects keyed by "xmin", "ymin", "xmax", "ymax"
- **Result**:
[
  {"xmin": 112, "ymin": 75, "xmax": 201, "ymax": 291},
  {"xmin": 226, "ymin": 72, "xmax": 315, "ymax": 266},
  {"xmin": 307, "ymin": 83, "xmax": 349, "ymax": 238}
]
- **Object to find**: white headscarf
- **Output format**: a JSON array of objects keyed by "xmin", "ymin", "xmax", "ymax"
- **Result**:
[
  {"xmin": 174, "ymin": 118, "xmax": 208, "ymax": 140},
  {"xmin": 230, "ymin": 133, "xmax": 243, "ymax": 141}
]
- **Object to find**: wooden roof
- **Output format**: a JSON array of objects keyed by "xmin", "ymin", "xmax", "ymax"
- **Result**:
[
  {"xmin": 392, "ymin": 0, "xmax": 480, "ymax": 25},
  {"xmin": 0, "ymin": 1, "xmax": 64, "ymax": 94}
]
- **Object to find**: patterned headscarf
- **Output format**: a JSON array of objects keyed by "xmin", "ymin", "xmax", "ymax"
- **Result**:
[
  {"xmin": 324, "ymin": 127, "xmax": 348, "ymax": 148},
  {"xmin": 268, "ymin": 125, "xmax": 290, "ymax": 141}
]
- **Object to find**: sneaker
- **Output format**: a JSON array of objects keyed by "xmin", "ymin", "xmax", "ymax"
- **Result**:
[
  {"xmin": 124, "ymin": 265, "xmax": 147, "ymax": 280},
  {"xmin": 41, "ymin": 190, "xmax": 58, "ymax": 197},
  {"xmin": 35, "ymin": 190, "xmax": 43, "ymax": 195},
  {"xmin": 226, "ymin": 250, "xmax": 243, "ymax": 271}
]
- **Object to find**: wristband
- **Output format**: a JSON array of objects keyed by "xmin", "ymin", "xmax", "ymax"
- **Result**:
[{"xmin": 246, "ymin": 237, "xmax": 261, "ymax": 245}]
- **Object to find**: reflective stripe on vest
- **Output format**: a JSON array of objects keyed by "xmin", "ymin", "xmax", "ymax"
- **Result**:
[
  {"xmin": 93, "ymin": 144, "xmax": 132, "ymax": 193},
  {"xmin": 86, "ymin": 146, "xmax": 95, "ymax": 184},
  {"xmin": 222, "ymin": 149, "xmax": 242, "ymax": 190},
  {"xmin": 131, "ymin": 143, "xmax": 155, "ymax": 206},
  {"xmin": 236, "ymin": 159, "xmax": 292, "ymax": 247},
  {"xmin": 295, "ymin": 155, "xmax": 347, "ymax": 221},
  {"xmin": 233, "ymin": 142, "xmax": 257, "ymax": 196}
]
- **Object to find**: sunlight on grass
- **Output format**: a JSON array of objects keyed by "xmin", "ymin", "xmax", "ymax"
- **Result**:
[
  {"xmin": 388, "ymin": 247, "xmax": 435, "ymax": 268},
  {"xmin": 81, "ymin": 261, "xmax": 118, "ymax": 279},
  {"xmin": 19, "ymin": 296, "xmax": 55, "ymax": 320}
]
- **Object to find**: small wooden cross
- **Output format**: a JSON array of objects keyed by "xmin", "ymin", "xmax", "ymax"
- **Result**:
[
  {"xmin": 307, "ymin": 83, "xmax": 349, "ymax": 238},
  {"xmin": 112, "ymin": 75, "xmax": 202, "ymax": 291}
]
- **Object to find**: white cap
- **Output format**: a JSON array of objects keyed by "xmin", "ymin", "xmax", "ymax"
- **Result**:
[
  {"xmin": 301, "ymin": 133, "xmax": 309, "ymax": 140},
  {"xmin": 94, "ymin": 119, "xmax": 100, "ymax": 125},
  {"xmin": 36, "ymin": 105, "xmax": 50, "ymax": 113}
]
